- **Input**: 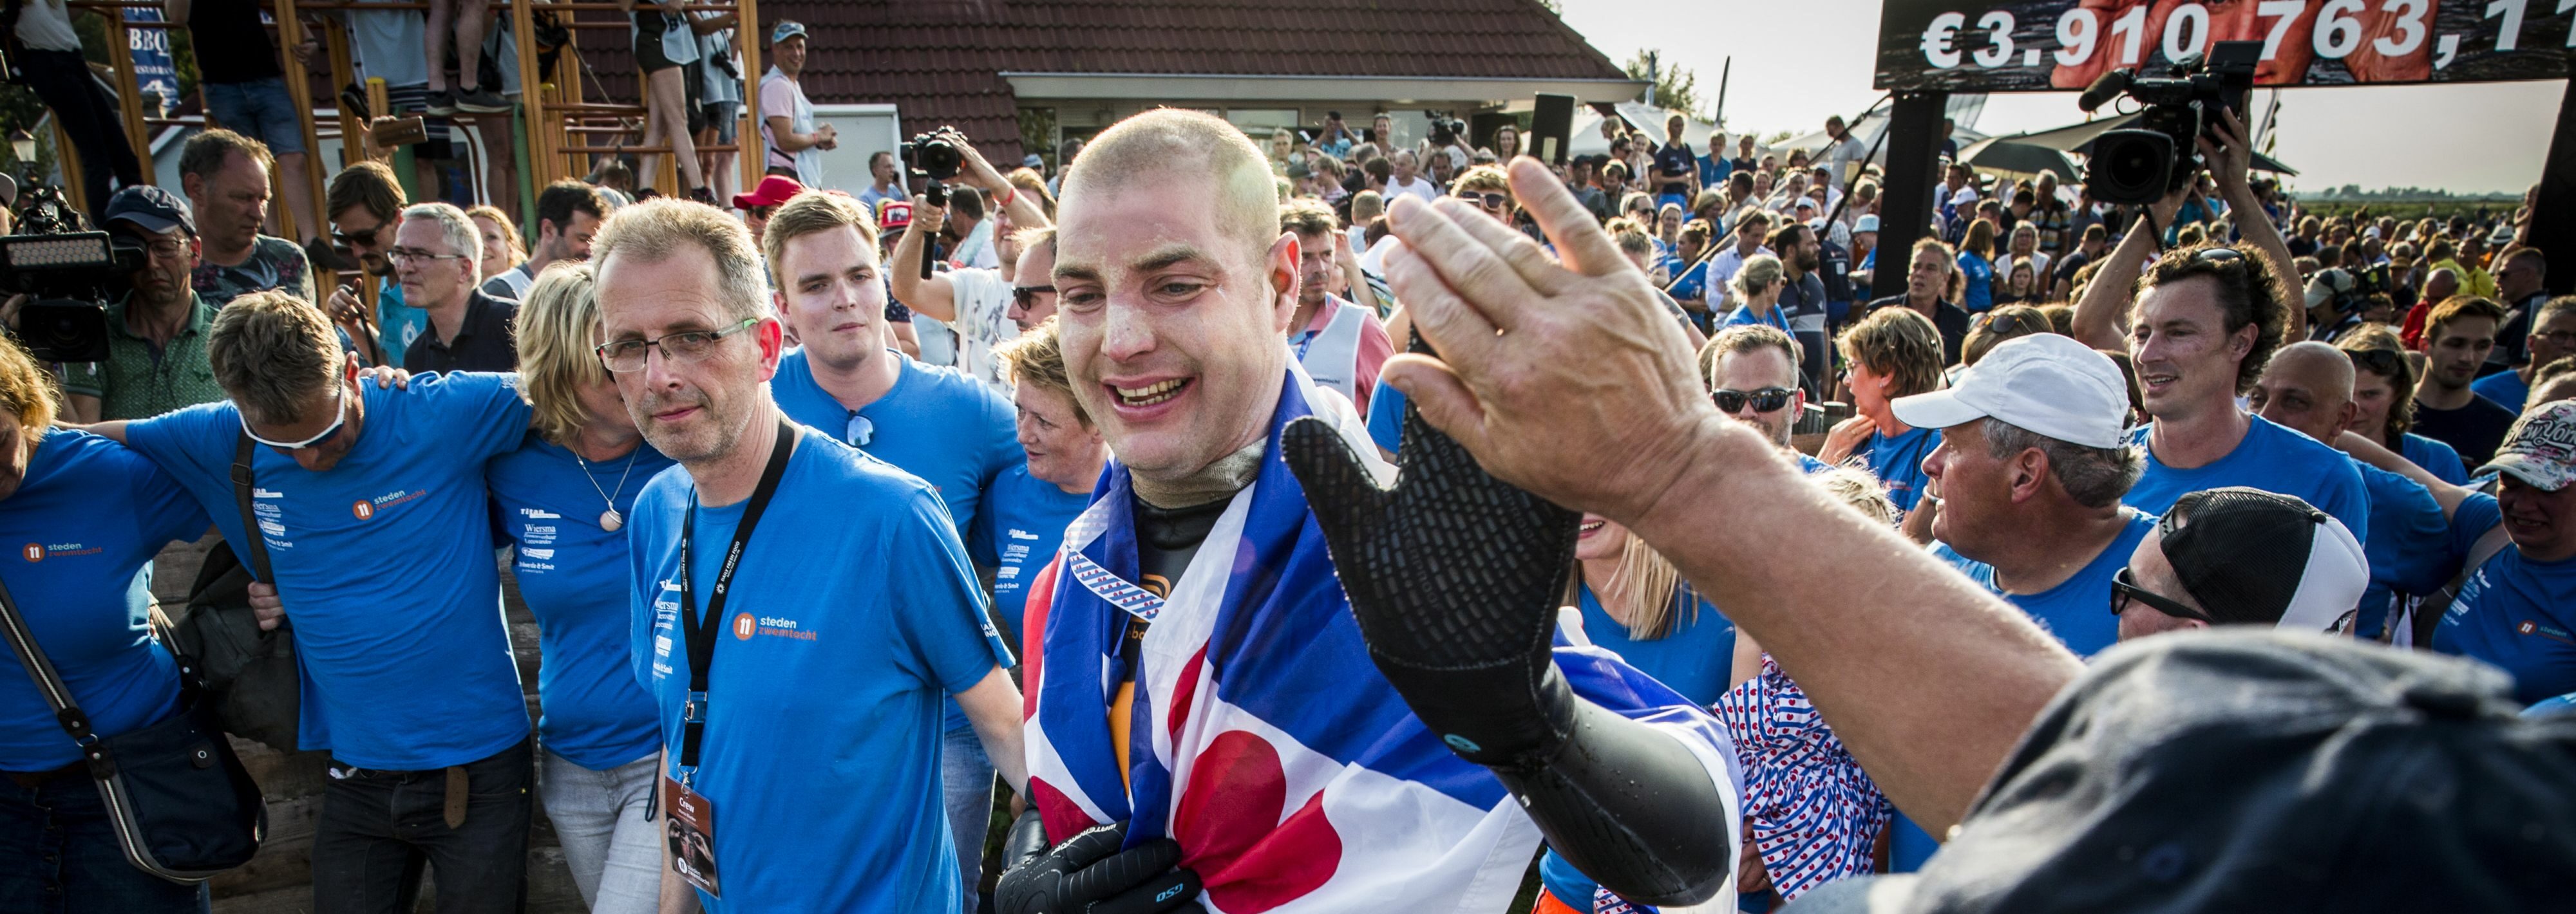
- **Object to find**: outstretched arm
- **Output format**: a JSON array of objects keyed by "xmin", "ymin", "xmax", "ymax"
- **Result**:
[
  {"xmin": 1375, "ymin": 158, "xmax": 2083, "ymax": 839},
  {"xmin": 2199, "ymin": 109, "xmax": 2301, "ymax": 341},
  {"xmin": 2069, "ymin": 187, "xmax": 2184, "ymax": 351}
]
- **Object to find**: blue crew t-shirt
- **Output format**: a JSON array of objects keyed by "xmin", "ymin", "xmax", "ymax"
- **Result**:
[
  {"xmin": 1853, "ymin": 425, "xmax": 1941, "ymax": 514},
  {"xmin": 2401, "ymin": 432, "xmax": 2472, "ymax": 486},
  {"xmin": 1571, "ymin": 584, "xmax": 1735, "ymax": 708},
  {"xmin": 2121, "ymin": 415, "xmax": 2371, "ymax": 548},
  {"xmin": 126, "ymin": 373, "xmax": 535, "ymax": 769},
  {"xmin": 630, "ymin": 433, "xmax": 1012, "ymax": 914},
  {"xmin": 968, "ymin": 463, "xmax": 1090, "ymax": 648},
  {"xmin": 486, "ymin": 432, "xmax": 677, "ymax": 770},
  {"xmin": 2434, "ymin": 541, "xmax": 2576, "ymax": 705},
  {"xmin": 2349, "ymin": 459, "xmax": 2454, "ymax": 641},
  {"xmin": 2471, "ymin": 369, "xmax": 2531, "ymax": 415},
  {"xmin": 772, "ymin": 349, "xmax": 1019, "ymax": 534},
  {"xmin": 0, "ymin": 431, "xmax": 210, "ymax": 770},
  {"xmin": 1931, "ymin": 508, "xmax": 2155, "ymax": 657}
]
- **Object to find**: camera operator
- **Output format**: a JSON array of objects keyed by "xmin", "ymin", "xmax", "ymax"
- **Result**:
[
  {"xmin": 1, "ymin": 188, "xmax": 222, "ymax": 422},
  {"xmin": 889, "ymin": 128, "xmax": 1051, "ymax": 393},
  {"xmin": 7, "ymin": 0, "xmax": 143, "ymax": 223}
]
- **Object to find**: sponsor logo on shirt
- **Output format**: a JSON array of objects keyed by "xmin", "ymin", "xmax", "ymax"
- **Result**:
[
  {"xmin": 732, "ymin": 612, "xmax": 757, "ymax": 640},
  {"xmin": 731, "ymin": 613, "xmax": 819, "ymax": 642},
  {"xmin": 253, "ymin": 488, "xmax": 282, "ymax": 499},
  {"xmin": 2517, "ymin": 619, "xmax": 2576, "ymax": 648},
  {"xmin": 522, "ymin": 547, "xmax": 555, "ymax": 560},
  {"xmin": 520, "ymin": 508, "xmax": 561, "ymax": 520},
  {"xmin": 352, "ymin": 501, "xmax": 374, "ymax": 520},
  {"xmin": 1009, "ymin": 528, "xmax": 1039, "ymax": 541},
  {"xmin": 23, "ymin": 542, "xmax": 100, "ymax": 562}
]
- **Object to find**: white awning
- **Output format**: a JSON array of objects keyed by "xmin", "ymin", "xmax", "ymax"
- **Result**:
[{"xmin": 1001, "ymin": 72, "xmax": 1648, "ymax": 106}]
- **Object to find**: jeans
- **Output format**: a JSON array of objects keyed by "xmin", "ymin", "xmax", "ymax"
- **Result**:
[
  {"xmin": 311, "ymin": 737, "xmax": 533, "ymax": 914},
  {"xmin": 940, "ymin": 724, "xmax": 993, "ymax": 911},
  {"xmin": 0, "ymin": 770, "xmax": 209, "ymax": 914},
  {"xmin": 17, "ymin": 49, "xmax": 143, "ymax": 221},
  {"xmin": 202, "ymin": 77, "xmax": 307, "ymax": 155},
  {"xmin": 537, "ymin": 750, "xmax": 661, "ymax": 914}
]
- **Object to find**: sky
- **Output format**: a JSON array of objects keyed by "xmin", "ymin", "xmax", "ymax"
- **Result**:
[{"xmin": 1554, "ymin": 0, "xmax": 2555, "ymax": 195}]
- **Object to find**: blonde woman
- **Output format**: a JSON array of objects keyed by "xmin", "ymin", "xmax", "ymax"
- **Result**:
[
  {"xmin": 468, "ymin": 204, "xmax": 530, "ymax": 298},
  {"xmin": 483, "ymin": 263, "xmax": 677, "ymax": 914},
  {"xmin": 1958, "ymin": 218, "xmax": 1999, "ymax": 312},
  {"xmin": 1534, "ymin": 512, "xmax": 1737, "ymax": 911},
  {"xmin": 1720, "ymin": 253, "xmax": 1790, "ymax": 333}
]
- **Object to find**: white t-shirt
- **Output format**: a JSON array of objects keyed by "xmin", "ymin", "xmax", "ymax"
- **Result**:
[
  {"xmin": 1384, "ymin": 176, "xmax": 1441, "ymax": 207},
  {"xmin": 2010, "ymin": 252, "xmax": 2052, "ymax": 287},
  {"xmin": 759, "ymin": 67, "xmax": 822, "ymax": 185},
  {"xmin": 1707, "ymin": 245, "xmax": 1776, "ymax": 305},
  {"xmin": 14, "ymin": 0, "xmax": 79, "ymax": 51},
  {"xmin": 941, "ymin": 268, "xmax": 1022, "ymax": 393},
  {"xmin": 948, "ymin": 219, "xmax": 999, "ymax": 271}
]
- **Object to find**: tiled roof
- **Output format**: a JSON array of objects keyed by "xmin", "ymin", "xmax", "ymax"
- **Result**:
[{"xmin": 571, "ymin": 0, "xmax": 1625, "ymax": 162}]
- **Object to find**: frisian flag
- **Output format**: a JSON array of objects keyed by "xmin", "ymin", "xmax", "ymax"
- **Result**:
[{"xmin": 1018, "ymin": 364, "xmax": 1742, "ymax": 913}]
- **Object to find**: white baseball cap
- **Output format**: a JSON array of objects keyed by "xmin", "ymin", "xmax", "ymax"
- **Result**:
[{"xmin": 1891, "ymin": 333, "xmax": 2132, "ymax": 449}]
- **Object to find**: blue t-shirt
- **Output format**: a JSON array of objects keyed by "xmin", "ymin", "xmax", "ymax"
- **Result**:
[
  {"xmin": 630, "ymin": 434, "xmax": 1012, "ymax": 913},
  {"xmin": 1721, "ymin": 303, "xmax": 1792, "ymax": 333},
  {"xmin": 2471, "ymin": 369, "xmax": 2530, "ymax": 415},
  {"xmin": 1957, "ymin": 250, "xmax": 1994, "ymax": 312},
  {"xmin": 2121, "ymin": 416, "xmax": 2371, "ymax": 549},
  {"xmin": 1853, "ymin": 425, "xmax": 1941, "ymax": 514},
  {"xmin": 1669, "ymin": 259, "xmax": 1712, "ymax": 306},
  {"xmin": 0, "ymin": 431, "xmax": 210, "ymax": 770},
  {"xmin": 772, "ymin": 349, "xmax": 1019, "ymax": 534},
  {"xmin": 126, "ymin": 373, "xmax": 534, "ymax": 769},
  {"xmin": 967, "ymin": 464, "xmax": 1090, "ymax": 647},
  {"xmin": 2402, "ymin": 432, "xmax": 2472, "ymax": 486},
  {"xmin": 2434, "ymin": 543, "xmax": 2576, "ymax": 705},
  {"xmin": 486, "ymin": 433, "xmax": 677, "ymax": 770},
  {"xmin": 2350, "ymin": 460, "xmax": 2453, "ymax": 642},
  {"xmin": 1367, "ymin": 376, "xmax": 1406, "ymax": 454},
  {"xmin": 1572, "ymin": 584, "xmax": 1734, "ymax": 708},
  {"xmin": 1931, "ymin": 509, "xmax": 2155, "ymax": 657},
  {"xmin": 375, "ymin": 282, "xmax": 428, "ymax": 368},
  {"xmin": 1697, "ymin": 151, "xmax": 1730, "ymax": 187}
]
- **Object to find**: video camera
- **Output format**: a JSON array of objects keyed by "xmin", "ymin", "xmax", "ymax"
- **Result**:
[
  {"xmin": 898, "ymin": 129, "xmax": 965, "ymax": 279},
  {"xmin": 2076, "ymin": 40, "xmax": 2260, "ymax": 205},
  {"xmin": 1428, "ymin": 117, "xmax": 1467, "ymax": 148},
  {"xmin": 0, "ymin": 185, "xmax": 138, "ymax": 363}
]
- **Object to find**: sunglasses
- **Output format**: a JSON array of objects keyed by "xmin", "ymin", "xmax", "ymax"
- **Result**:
[
  {"xmin": 2343, "ymin": 346, "xmax": 2408, "ymax": 377},
  {"xmin": 2109, "ymin": 568, "xmax": 2211, "ymax": 623},
  {"xmin": 1711, "ymin": 386, "xmax": 1795, "ymax": 414},
  {"xmin": 332, "ymin": 224, "xmax": 386, "ymax": 247},
  {"xmin": 241, "ymin": 384, "xmax": 349, "ymax": 450},
  {"xmin": 1012, "ymin": 285, "xmax": 1055, "ymax": 309},
  {"xmin": 1455, "ymin": 190, "xmax": 1509, "ymax": 210},
  {"xmin": 2193, "ymin": 247, "xmax": 2244, "ymax": 264}
]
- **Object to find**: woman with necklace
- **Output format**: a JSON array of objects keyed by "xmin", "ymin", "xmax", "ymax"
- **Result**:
[{"xmin": 483, "ymin": 263, "xmax": 676, "ymax": 913}]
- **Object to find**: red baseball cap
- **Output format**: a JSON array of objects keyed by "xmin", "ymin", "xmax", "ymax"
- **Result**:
[
  {"xmin": 732, "ymin": 174, "xmax": 804, "ymax": 210},
  {"xmin": 878, "ymin": 200, "xmax": 913, "ymax": 230}
]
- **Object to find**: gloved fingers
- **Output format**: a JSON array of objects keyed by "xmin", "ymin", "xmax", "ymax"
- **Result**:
[
  {"xmin": 1058, "ymin": 837, "xmax": 1186, "ymax": 902},
  {"xmin": 1049, "ymin": 821, "xmax": 1130, "ymax": 872},
  {"xmin": 1088, "ymin": 865, "xmax": 1202, "ymax": 914},
  {"xmin": 999, "ymin": 808, "xmax": 1050, "ymax": 872},
  {"xmin": 1282, "ymin": 416, "xmax": 1389, "ymax": 539}
]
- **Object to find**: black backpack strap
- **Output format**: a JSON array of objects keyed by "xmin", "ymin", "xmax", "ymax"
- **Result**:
[
  {"xmin": 230, "ymin": 433, "xmax": 275, "ymax": 584},
  {"xmin": 0, "ymin": 575, "xmax": 108, "ymax": 769}
]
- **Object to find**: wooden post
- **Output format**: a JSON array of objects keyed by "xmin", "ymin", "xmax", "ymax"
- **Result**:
[
  {"xmin": 324, "ymin": 10, "xmax": 371, "ymax": 164},
  {"xmin": 511, "ymin": 0, "xmax": 549, "ymax": 187},
  {"xmin": 102, "ymin": 12, "xmax": 154, "ymax": 180},
  {"xmin": 275, "ymin": 0, "xmax": 330, "ymax": 247},
  {"xmin": 738, "ymin": 0, "xmax": 761, "ymax": 193},
  {"xmin": 52, "ymin": 118, "xmax": 88, "ymax": 214}
]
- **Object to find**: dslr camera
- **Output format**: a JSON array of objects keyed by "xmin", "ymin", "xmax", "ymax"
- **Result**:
[
  {"xmin": 2076, "ymin": 40, "xmax": 2260, "ymax": 205},
  {"xmin": 1, "ymin": 185, "xmax": 138, "ymax": 363},
  {"xmin": 1428, "ymin": 117, "xmax": 1467, "ymax": 148}
]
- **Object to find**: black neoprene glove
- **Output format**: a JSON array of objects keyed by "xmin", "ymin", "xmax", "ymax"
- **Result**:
[
  {"xmin": 1279, "ymin": 390, "xmax": 1582, "ymax": 773},
  {"xmin": 993, "ymin": 811, "xmax": 1205, "ymax": 914}
]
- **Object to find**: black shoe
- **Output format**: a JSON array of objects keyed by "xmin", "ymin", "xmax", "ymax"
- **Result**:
[
  {"xmin": 305, "ymin": 237, "xmax": 361, "ymax": 272},
  {"xmin": 454, "ymin": 87, "xmax": 510, "ymax": 113},
  {"xmin": 424, "ymin": 89, "xmax": 459, "ymax": 115}
]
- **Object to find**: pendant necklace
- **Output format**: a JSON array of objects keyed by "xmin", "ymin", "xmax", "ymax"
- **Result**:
[{"xmin": 573, "ymin": 442, "xmax": 642, "ymax": 532}]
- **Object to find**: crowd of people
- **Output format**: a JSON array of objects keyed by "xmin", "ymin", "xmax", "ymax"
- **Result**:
[{"xmin": 2, "ymin": 9, "xmax": 2574, "ymax": 913}]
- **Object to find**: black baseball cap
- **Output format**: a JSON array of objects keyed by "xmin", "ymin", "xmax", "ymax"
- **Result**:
[
  {"xmin": 2160, "ymin": 487, "xmax": 2366, "ymax": 631},
  {"xmin": 103, "ymin": 185, "xmax": 194, "ymax": 236},
  {"xmin": 1783, "ymin": 632, "xmax": 2576, "ymax": 913}
]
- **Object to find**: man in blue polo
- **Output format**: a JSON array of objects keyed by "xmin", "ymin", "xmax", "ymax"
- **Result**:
[
  {"xmin": 598, "ymin": 198, "xmax": 1023, "ymax": 913},
  {"xmin": 761, "ymin": 189, "xmax": 1025, "ymax": 906},
  {"xmin": 88, "ymin": 291, "xmax": 536, "ymax": 913}
]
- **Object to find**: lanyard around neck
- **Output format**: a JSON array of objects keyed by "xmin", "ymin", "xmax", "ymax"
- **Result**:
[{"xmin": 675, "ymin": 419, "xmax": 797, "ymax": 784}]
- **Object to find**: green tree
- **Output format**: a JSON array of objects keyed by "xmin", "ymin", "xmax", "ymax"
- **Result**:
[{"xmin": 1621, "ymin": 50, "xmax": 1707, "ymax": 120}]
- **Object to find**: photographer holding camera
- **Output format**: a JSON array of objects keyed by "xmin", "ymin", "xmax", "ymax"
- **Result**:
[
  {"xmin": 2, "ymin": 187, "xmax": 223, "ymax": 423},
  {"xmin": 890, "ymin": 127, "xmax": 1052, "ymax": 392}
]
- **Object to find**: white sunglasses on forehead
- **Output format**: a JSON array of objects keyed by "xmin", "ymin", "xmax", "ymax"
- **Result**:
[{"xmin": 240, "ymin": 383, "xmax": 348, "ymax": 450}]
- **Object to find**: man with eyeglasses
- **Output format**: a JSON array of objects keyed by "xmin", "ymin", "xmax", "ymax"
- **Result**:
[
  {"xmin": 1282, "ymin": 198, "xmax": 1392, "ymax": 415},
  {"xmin": 44, "ymin": 187, "xmax": 229, "ymax": 422},
  {"xmin": 80, "ymin": 290, "xmax": 543, "ymax": 913},
  {"xmin": 2475, "ymin": 292, "xmax": 2573, "ymax": 414},
  {"xmin": 2112, "ymin": 487, "xmax": 2367, "ymax": 643},
  {"xmin": 394, "ymin": 202, "xmax": 520, "ymax": 374},
  {"xmin": 890, "ymin": 129, "xmax": 1056, "ymax": 393},
  {"xmin": 592, "ymin": 198, "xmax": 1020, "ymax": 914}
]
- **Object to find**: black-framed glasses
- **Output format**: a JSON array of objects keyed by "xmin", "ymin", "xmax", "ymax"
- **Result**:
[
  {"xmin": 387, "ymin": 248, "xmax": 471, "ymax": 266},
  {"xmin": 595, "ymin": 317, "xmax": 761, "ymax": 372},
  {"xmin": 1012, "ymin": 285, "xmax": 1056, "ymax": 308},
  {"xmin": 1712, "ymin": 386, "xmax": 1794, "ymax": 414},
  {"xmin": 1455, "ymin": 189, "xmax": 1509, "ymax": 210},
  {"xmin": 2110, "ymin": 568, "xmax": 2211, "ymax": 623}
]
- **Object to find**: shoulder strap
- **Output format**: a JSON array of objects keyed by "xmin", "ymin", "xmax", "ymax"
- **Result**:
[
  {"xmin": 230, "ymin": 433, "xmax": 275, "ymax": 583},
  {"xmin": 0, "ymin": 575, "xmax": 109, "ymax": 760},
  {"xmin": 2414, "ymin": 481, "xmax": 2513, "ymax": 647}
]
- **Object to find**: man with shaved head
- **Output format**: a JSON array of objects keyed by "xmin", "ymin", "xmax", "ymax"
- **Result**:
[
  {"xmin": 2253, "ymin": 340, "xmax": 2452, "ymax": 639},
  {"xmin": 1003, "ymin": 109, "xmax": 1739, "ymax": 914}
]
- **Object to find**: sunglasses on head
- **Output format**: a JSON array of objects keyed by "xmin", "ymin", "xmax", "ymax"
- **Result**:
[
  {"xmin": 1012, "ymin": 285, "xmax": 1054, "ymax": 308},
  {"xmin": 2193, "ymin": 246, "xmax": 2244, "ymax": 264},
  {"xmin": 1455, "ymin": 189, "xmax": 1508, "ymax": 209},
  {"xmin": 1711, "ymin": 386, "xmax": 1795, "ymax": 414}
]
